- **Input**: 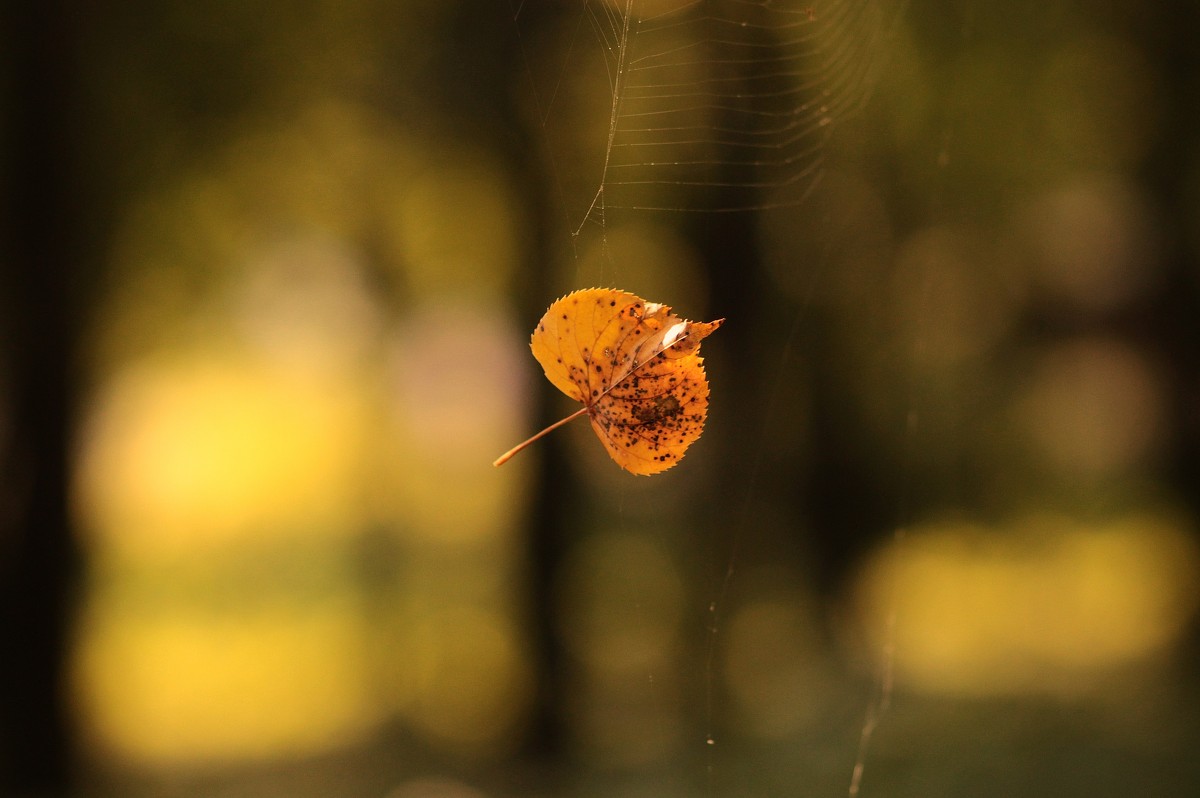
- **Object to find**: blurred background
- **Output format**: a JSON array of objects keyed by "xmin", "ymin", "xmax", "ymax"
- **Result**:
[{"xmin": 2, "ymin": 1, "xmax": 1199, "ymax": 796}]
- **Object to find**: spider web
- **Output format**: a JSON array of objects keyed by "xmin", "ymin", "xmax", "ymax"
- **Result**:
[
  {"xmin": 512, "ymin": 1, "xmax": 903, "ymax": 793},
  {"xmin": 517, "ymin": 0, "xmax": 898, "ymax": 239}
]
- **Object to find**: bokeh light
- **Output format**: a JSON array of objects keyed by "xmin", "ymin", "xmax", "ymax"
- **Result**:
[
  {"xmin": 853, "ymin": 512, "xmax": 1200, "ymax": 695},
  {"xmin": 1014, "ymin": 338, "xmax": 1166, "ymax": 480}
]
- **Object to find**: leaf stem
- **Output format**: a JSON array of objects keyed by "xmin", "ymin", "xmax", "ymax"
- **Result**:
[{"xmin": 492, "ymin": 406, "xmax": 590, "ymax": 467}]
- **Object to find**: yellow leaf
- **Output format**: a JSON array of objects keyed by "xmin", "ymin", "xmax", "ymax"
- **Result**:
[{"xmin": 494, "ymin": 288, "xmax": 723, "ymax": 475}]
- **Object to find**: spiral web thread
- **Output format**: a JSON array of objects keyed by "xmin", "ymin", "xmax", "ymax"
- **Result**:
[{"xmin": 575, "ymin": 0, "xmax": 897, "ymax": 228}]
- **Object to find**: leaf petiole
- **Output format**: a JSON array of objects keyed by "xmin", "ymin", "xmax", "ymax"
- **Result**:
[{"xmin": 492, "ymin": 405, "xmax": 590, "ymax": 467}]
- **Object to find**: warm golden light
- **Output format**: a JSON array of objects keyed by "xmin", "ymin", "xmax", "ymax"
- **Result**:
[
  {"xmin": 76, "ymin": 605, "xmax": 375, "ymax": 763},
  {"xmin": 76, "ymin": 353, "xmax": 368, "ymax": 556},
  {"xmin": 853, "ymin": 512, "xmax": 1200, "ymax": 695}
]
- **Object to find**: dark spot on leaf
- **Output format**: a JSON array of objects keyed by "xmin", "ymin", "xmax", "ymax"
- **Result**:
[{"xmin": 631, "ymin": 393, "xmax": 683, "ymax": 425}]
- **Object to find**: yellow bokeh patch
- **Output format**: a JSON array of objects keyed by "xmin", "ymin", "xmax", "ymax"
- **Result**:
[
  {"xmin": 76, "ymin": 351, "xmax": 367, "ymax": 556},
  {"xmin": 75, "ymin": 604, "xmax": 375, "ymax": 764},
  {"xmin": 854, "ymin": 512, "xmax": 1200, "ymax": 695}
]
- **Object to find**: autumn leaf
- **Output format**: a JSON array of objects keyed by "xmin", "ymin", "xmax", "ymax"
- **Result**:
[{"xmin": 494, "ymin": 288, "xmax": 723, "ymax": 475}]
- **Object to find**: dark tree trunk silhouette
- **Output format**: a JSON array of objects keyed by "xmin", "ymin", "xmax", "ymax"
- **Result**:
[{"xmin": 0, "ymin": 2, "xmax": 86, "ymax": 793}]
